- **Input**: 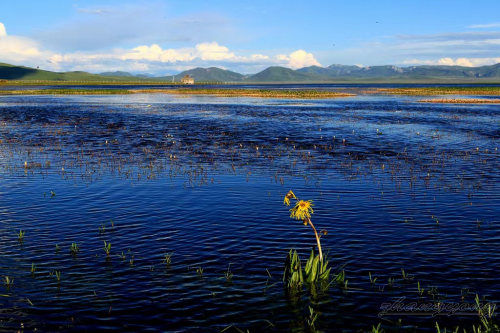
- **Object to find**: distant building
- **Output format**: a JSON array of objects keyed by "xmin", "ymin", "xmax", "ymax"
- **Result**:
[
  {"xmin": 0, "ymin": 79, "xmax": 8, "ymax": 83},
  {"xmin": 181, "ymin": 75, "xmax": 194, "ymax": 85}
]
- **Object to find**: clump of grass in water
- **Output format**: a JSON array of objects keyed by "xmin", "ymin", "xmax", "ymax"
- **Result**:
[
  {"xmin": 31, "ymin": 263, "xmax": 36, "ymax": 277},
  {"xmin": 14, "ymin": 229, "xmax": 25, "ymax": 243},
  {"xmin": 162, "ymin": 252, "xmax": 173, "ymax": 267},
  {"xmin": 103, "ymin": 241, "xmax": 111, "ymax": 257},
  {"xmin": 3, "ymin": 276, "xmax": 14, "ymax": 289},
  {"xmin": 69, "ymin": 243, "xmax": 80, "ymax": 257},
  {"xmin": 99, "ymin": 222, "xmax": 106, "ymax": 234},
  {"xmin": 223, "ymin": 264, "xmax": 233, "ymax": 282},
  {"xmin": 306, "ymin": 306, "xmax": 321, "ymax": 332}
]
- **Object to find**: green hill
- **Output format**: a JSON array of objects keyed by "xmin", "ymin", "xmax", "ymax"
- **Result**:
[
  {"xmin": 100, "ymin": 71, "xmax": 134, "ymax": 77},
  {"xmin": 156, "ymin": 67, "xmax": 244, "ymax": 82},
  {"xmin": 2, "ymin": 61, "xmax": 500, "ymax": 84},
  {"xmin": 244, "ymin": 66, "xmax": 323, "ymax": 82},
  {"xmin": 0, "ymin": 63, "xmax": 143, "ymax": 81}
]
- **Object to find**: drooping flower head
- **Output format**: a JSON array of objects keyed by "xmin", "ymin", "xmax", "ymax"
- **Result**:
[
  {"xmin": 283, "ymin": 190, "xmax": 297, "ymax": 206},
  {"xmin": 290, "ymin": 200, "xmax": 314, "ymax": 220}
]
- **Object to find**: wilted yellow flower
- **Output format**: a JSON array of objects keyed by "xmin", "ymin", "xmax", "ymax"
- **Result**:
[
  {"xmin": 290, "ymin": 200, "xmax": 314, "ymax": 220},
  {"xmin": 283, "ymin": 190, "xmax": 297, "ymax": 206}
]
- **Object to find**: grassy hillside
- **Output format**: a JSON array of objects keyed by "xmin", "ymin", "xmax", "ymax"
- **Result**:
[
  {"xmin": 245, "ymin": 66, "xmax": 323, "ymax": 82},
  {"xmin": 99, "ymin": 71, "xmax": 134, "ymax": 77},
  {"xmin": 156, "ymin": 67, "xmax": 244, "ymax": 82},
  {"xmin": 0, "ymin": 63, "xmax": 146, "ymax": 82},
  {"xmin": 2, "ymin": 61, "xmax": 500, "ymax": 84}
]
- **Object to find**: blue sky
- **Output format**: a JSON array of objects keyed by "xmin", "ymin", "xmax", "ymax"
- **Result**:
[{"xmin": 1, "ymin": 0, "xmax": 500, "ymax": 74}]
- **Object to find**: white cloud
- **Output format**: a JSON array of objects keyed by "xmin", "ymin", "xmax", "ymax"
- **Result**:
[
  {"xmin": 196, "ymin": 42, "xmax": 235, "ymax": 60},
  {"xmin": 275, "ymin": 50, "xmax": 321, "ymax": 69},
  {"xmin": 250, "ymin": 54, "xmax": 269, "ymax": 60},
  {"xmin": 468, "ymin": 23, "xmax": 500, "ymax": 28},
  {"xmin": 403, "ymin": 57, "xmax": 500, "ymax": 67},
  {"xmin": 0, "ymin": 21, "xmax": 316, "ymax": 74},
  {"xmin": 0, "ymin": 23, "xmax": 46, "ymax": 65},
  {"xmin": 0, "ymin": 22, "xmax": 6, "ymax": 37},
  {"xmin": 121, "ymin": 44, "xmax": 194, "ymax": 62}
]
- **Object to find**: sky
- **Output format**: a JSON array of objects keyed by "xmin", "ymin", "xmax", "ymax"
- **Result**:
[{"xmin": 1, "ymin": 0, "xmax": 500, "ymax": 75}]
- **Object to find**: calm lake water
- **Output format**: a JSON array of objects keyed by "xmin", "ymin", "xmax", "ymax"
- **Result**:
[{"xmin": 1, "ymin": 85, "xmax": 500, "ymax": 332}]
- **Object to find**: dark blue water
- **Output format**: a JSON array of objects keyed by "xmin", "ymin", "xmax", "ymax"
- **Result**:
[{"xmin": 1, "ymin": 89, "xmax": 500, "ymax": 332}]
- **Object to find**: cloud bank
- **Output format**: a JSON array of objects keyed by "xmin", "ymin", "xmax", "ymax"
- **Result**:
[{"xmin": 0, "ymin": 21, "xmax": 322, "ymax": 74}]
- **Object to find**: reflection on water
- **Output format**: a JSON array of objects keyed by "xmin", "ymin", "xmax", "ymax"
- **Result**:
[{"xmin": 0, "ymin": 89, "xmax": 500, "ymax": 332}]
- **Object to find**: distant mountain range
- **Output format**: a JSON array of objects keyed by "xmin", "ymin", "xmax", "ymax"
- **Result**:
[{"xmin": 2, "ymin": 61, "xmax": 500, "ymax": 83}]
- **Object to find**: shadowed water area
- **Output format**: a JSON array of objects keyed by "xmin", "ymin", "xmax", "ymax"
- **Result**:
[{"xmin": 1, "ymin": 86, "xmax": 500, "ymax": 332}]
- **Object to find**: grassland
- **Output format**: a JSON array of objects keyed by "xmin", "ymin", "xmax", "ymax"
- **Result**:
[
  {"xmin": 418, "ymin": 98, "xmax": 500, "ymax": 104},
  {"xmin": 0, "ymin": 88, "xmax": 356, "ymax": 98},
  {"xmin": 130, "ymin": 88, "xmax": 356, "ymax": 98},
  {"xmin": 376, "ymin": 87, "xmax": 500, "ymax": 95},
  {"xmin": 0, "ymin": 89, "xmax": 133, "ymax": 95}
]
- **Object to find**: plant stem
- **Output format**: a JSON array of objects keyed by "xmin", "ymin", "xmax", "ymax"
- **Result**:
[{"xmin": 307, "ymin": 217, "xmax": 323, "ymax": 263}]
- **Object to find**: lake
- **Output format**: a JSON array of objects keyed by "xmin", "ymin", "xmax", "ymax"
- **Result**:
[{"xmin": 1, "ymin": 85, "xmax": 500, "ymax": 332}]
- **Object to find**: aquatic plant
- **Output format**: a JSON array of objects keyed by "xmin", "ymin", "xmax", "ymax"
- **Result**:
[
  {"xmin": 103, "ymin": 241, "xmax": 111, "ymax": 257},
  {"xmin": 15, "ymin": 229, "xmax": 25, "ymax": 243},
  {"xmin": 401, "ymin": 269, "xmax": 414, "ymax": 281},
  {"xmin": 370, "ymin": 323, "xmax": 384, "ymax": 333},
  {"xmin": 283, "ymin": 248, "xmax": 332, "ymax": 292},
  {"xmin": 223, "ymin": 264, "xmax": 233, "ymax": 282},
  {"xmin": 196, "ymin": 267, "xmax": 203, "ymax": 276},
  {"xmin": 306, "ymin": 306, "xmax": 320, "ymax": 332},
  {"xmin": 99, "ymin": 222, "xmax": 106, "ymax": 234},
  {"xmin": 283, "ymin": 190, "xmax": 326, "ymax": 262},
  {"xmin": 162, "ymin": 252, "xmax": 173, "ymax": 267},
  {"xmin": 3, "ymin": 276, "xmax": 14, "ymax": 289},
  {"xmin": 69, "ymin": 243, "xmax": 80, "ymax": 256},
  {"xmin": 31, "ymin": 263, "xmax": 36, "ymax": 276},
  {"xmin": 417, "ymin": 281, "xmax": 425, "ymax": 296}
]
